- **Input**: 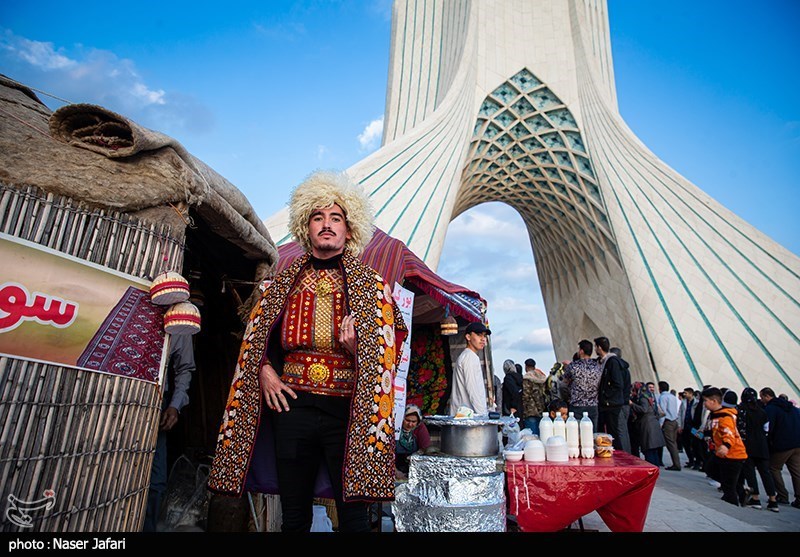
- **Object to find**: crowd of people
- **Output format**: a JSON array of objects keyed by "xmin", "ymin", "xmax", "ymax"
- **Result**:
[
  {"xmin": 682, "ymin": 386, "xmax": 800, "ymax": 512},
  {"xmin": 493, "ymin": 337, "xmax": 800, "ymax": 515}
]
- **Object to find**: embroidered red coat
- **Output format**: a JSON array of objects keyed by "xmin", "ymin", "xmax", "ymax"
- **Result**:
[{"xmin": 207, "ymin": 252, "xmax": 408, "ymax": 501}]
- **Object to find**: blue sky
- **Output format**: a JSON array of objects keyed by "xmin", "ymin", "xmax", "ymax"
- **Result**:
[{"xmin": 2, "ymin": 0, "xmax": 798, "ymax": 376}]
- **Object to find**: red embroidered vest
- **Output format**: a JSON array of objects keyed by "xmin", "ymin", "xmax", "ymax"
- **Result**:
[{"xmin": 280, "ymin": 265, "xmax": 355, "ymax": 397}]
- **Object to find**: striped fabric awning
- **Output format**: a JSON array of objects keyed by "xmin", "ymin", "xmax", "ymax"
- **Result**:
[{"xmin": 274, "ymin": 228, "xmax": 487, "ymax": 322}]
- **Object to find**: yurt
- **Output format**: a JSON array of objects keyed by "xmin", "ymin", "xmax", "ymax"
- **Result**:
[{"xmin": 0, "ymin": 74, "xmax": 277, "ymax": 532}]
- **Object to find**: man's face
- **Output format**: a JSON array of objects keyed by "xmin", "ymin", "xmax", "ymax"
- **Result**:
[
  {"xmin": 465, "ymin": 331, "xmax": 488, "ymax": 352},
  {"xmin": 646, "ymin": 383, "xmax": 655, "ymax": 394},
  {"xmin": 683, "ymin": 390, "xmax": 693, "ymax": 400},
  {"xmin": 308, "ymin": 204, "xmax": 351, "ymax": 258}
]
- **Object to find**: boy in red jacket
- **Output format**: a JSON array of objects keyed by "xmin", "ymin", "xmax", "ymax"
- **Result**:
[{"xmin": 702, "ymin": 387, "xmax": 748, "ymax": 506}]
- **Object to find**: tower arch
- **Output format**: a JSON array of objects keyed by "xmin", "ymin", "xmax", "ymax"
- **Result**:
[{"xmin": 266, "ymin": 1, "xmax": 800, "ymax": 397}]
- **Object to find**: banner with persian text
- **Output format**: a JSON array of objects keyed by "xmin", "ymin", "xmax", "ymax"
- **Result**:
[
  {"xmin": 0, "ymin": 233, "xmax": 167, "ymax": 382},
  {"xmin": 392, "ymin": 282, "xmax": 414, "ymax": 437}
]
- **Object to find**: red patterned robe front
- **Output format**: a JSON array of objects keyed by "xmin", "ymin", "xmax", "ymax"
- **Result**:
[{"xmin": 207, "ymin": 252, "xmax": 408, "ymax": 502}]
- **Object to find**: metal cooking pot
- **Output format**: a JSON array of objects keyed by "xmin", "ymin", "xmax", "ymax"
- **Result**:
[
  {"xmin": 439, "ymin": 423, "xmax": 500, "ymax": 457},
  {"xmin": 424, "ymin": 415, "xmax": 504, "ymax": 458}
]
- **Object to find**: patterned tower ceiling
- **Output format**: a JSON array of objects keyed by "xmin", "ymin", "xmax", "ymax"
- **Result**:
[{"xmin": 455, "ymin": 68, "xmax": 621, "ymax": 297}]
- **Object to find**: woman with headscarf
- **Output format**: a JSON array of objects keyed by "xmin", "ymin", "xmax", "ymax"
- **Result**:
[
  {"xmin": 395, "ymin": 404, "xmax": 431, "ymax": 478},
  {"xmin": 501, "ymin": 359, "xmax": 524, "ymax": 418},
  {"xmin": 629, "ymin": 381, "xmax": 666, "ymax": 465},
  {"xmin": 737, "ymin": 387, "xmax": 779, "ymax": 511}
]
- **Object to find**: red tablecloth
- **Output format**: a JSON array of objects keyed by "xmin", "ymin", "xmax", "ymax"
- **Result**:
[{"xmin": 505, "ymin": 451, "xmax": 659, "ymax": 532}]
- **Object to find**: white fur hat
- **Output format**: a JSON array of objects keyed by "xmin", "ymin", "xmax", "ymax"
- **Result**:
[{"xmin": 288, "ymin": 170, "xmax": 374, "ymax": 256}]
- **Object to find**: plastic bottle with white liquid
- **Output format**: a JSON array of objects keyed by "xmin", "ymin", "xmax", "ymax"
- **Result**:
[
  {"xmin": 566, "ymin": 411, "xmax": 580, "ymax": 458},
  {"xmin": 580, "ymin": 411, "xmax": 595, "ymax": 458},
  {"xmin": 539, "ymin": 414, "xmax": 553, "ymax": 445},
  {"xmin": 552, "ymin": 412, "xmax": 566, "ymax": 440}
]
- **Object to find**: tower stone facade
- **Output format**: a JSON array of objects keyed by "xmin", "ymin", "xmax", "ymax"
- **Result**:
[{"xmin": 266, "ymin": 1, "xmax": 800, "ymax": 397}]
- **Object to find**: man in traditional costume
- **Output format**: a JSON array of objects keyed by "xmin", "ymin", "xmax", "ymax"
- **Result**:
[{"xmin": 207, "ymin": 170, "xmax": 407, "ymax": 532}]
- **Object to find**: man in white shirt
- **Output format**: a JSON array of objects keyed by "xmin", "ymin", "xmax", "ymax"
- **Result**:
[
  {"xmin": 447, "ymin": 322, "xmax": 491, "ymax": 415},
  {"xmin": 658, "ymin": 380, "xmax": 682, "ymax": 471}
]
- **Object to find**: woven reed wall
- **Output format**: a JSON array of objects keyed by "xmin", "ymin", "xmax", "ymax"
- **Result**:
[
  {"xmin": 0, "ymin": 183, "xmax": 184, "ymax": 278},
  {"xmin": 0, "ymin": 358, "xmax": 161, "ymax": 531},
  {"xmin": 0, "ymin": 183, "xmax": 184, "ymax": 531}
]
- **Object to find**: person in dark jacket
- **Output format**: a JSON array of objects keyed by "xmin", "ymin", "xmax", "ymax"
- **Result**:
[
  {"xmin": 630, "ymin": 382, "xmax": 666, "ymax": 465},
  {"xmin": 628, "ymin": 383, "xmax": 642, "ymax": 458},
  {"xmin": 501, "ymin": 359, "xmax": 524, "ymax": 418},
  {"xmin": 595, "ymin": 338, "xmax": 631, "ymax": 453},
  {"xmin": 678, "ymin": 387, "xmax": 702, "ymax": 468},
  {"xmin": 696, "ymin": 384, "xmax": 713, "ymax": 473},
  {"xmin": 760, "ymin": 387, "xmax": 800, "ymax": 508},
  {"xmin": 737, "ymin": 387, "xmax": 779, "ymax": 511}
]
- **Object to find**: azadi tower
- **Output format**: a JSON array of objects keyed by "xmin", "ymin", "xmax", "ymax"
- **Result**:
[{"xmin": 266, "ymin": 0, "xmax": 800, "ymax": 398}]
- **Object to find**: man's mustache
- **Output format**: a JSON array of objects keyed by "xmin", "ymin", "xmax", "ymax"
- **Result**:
[{"xmin": 317, "ymin": 227, "xmax": 335, "ymax": 236}]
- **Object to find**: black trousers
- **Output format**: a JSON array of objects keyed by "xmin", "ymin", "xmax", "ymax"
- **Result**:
[
  {"xmin": 598, "ymin": 405, "xmax": 631, "ymax": 453},
  {"xmin": 273, "ymin": 406, "xmax": 370, "ymax": 532},
  {"xmin": 680, "ymin": 427, "xmax": 697, "ymax": 465},
  {"xmin": 716, "ymin": 457, "xmax": 745, "ymax": 506},
  {"xmin": 740, "ymin": 455, "xmax": 777, "ymax": 497}
]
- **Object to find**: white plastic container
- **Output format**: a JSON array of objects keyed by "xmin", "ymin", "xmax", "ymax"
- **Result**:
[
  {"xmin": 566, "ymin": 411, "xmax": 580, "ymax": 458},
  {"xmin": 523, "ymin": 439, "xmax": 546, "ymax": 462},
  {"xmin": 580, "ymin": 412, "xmax": 594, "ymax": 459},
  {"xmin": 539, "ymin": 415, "xmax": 553, "ymax": 445},
  {"xmin": 545, "ymin": 435, "xmax": 569, "ymax": 462}
]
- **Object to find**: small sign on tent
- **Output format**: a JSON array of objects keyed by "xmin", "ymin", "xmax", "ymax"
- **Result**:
[{"xmin": 392, "ymin": 282, "xmax": 414, "ymax": 437}]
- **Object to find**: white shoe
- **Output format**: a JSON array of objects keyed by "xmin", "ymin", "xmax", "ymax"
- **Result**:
[{"xmin": 707, "ymin": 479, "xmax": 721, "ymax": 488}]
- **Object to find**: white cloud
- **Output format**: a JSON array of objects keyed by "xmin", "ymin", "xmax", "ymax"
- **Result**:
[
  {"xmin": 489, "ymin": 295, "xmax": 541, "ymax": 313},
  {"xmin": 316, "ymin": 145, "xmax": 329, "ymax": 159},
  {"xmin": 509, "ymin": 328, "xmax": 553, "ymax": 351},
  {"xmin": 131, "ymin": 82, "xmax": 166, "ymax": 105},
  {"xmin": 9, "ymin": 35, "xmax": 75, "ymax": 70},
  {"xmin": 502, "ymin": 262, "xmax": 537, "ymax": 280},
  {"xmin": 448, "ymin": 202, "xmax": 530, "ymax": 247},
  {"xmin": 357, "ymin": 116, "xmax": 384, "ymax": 151},
  {"xmin": 0, "ymin": 29, "xmax": 209, "ymax": 135}
]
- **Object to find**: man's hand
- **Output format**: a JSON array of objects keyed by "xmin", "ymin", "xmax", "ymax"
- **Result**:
[
  {"xmin": 715, "ymin": 444, "xmax": 729, "ymax": 458},
  {"xmin": 338, "ymin": 314, "xmax": 356, "ymax": 354},
  {"xmin": 160, "ymin": 407, "xmax": 179, "ymax": 431},
  {"xmin": 259, "ymin": 363, "xmax": 297, "ymax": 412}
]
